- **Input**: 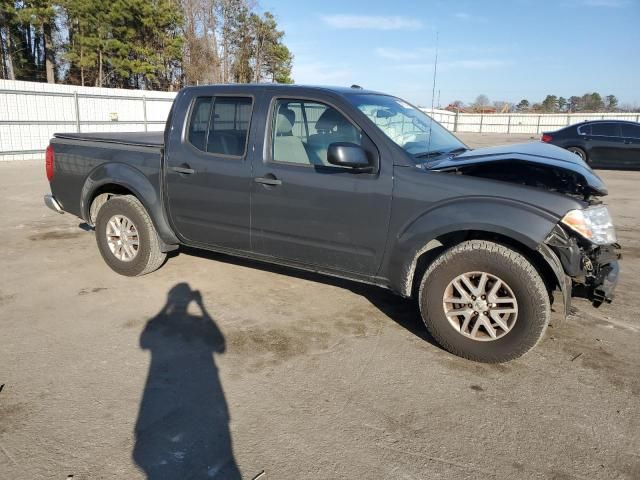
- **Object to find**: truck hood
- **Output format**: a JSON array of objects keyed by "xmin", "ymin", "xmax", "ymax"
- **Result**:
[{"xmin": 426, "ymin": 142, "xmax": 607, "ymax": 197}]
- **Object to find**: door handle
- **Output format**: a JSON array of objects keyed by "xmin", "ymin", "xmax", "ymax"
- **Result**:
[
  {"xmin": 254, "ymin": 176, "xmax": 282, "ymax": 186},
  {"xmin": 172, "ymin": 166, "xmax": 195, "ymax": 175}
]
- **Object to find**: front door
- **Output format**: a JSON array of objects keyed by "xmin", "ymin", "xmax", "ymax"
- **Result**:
[
  {"xmin": 250, "ymin": 97, "xmax": 392, "ymax": 275},
  {"xmin": 165, "ymin": 92, "xmax": 255, "ymax": 250}
]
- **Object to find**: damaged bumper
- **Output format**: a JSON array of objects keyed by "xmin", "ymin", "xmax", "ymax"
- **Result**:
[{"xmin": 544, "ymin": 225, "xmax": 621, "ymax": 308}]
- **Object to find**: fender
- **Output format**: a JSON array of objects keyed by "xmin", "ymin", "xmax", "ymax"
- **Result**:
[
  {"xmin": 384, "ymin": 197, "xmax": 562, "ymax": 297},
  {"xmin": 80, "ymin": 162, "xmax": 179, "ymax": 247}
]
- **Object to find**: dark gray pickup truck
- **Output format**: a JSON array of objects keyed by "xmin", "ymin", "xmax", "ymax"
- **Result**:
[{"xmin": 44, "ymin": 84, "xmax": 620, "ymax": 362}]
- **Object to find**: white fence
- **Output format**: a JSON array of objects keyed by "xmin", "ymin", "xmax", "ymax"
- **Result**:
[
  {"xmin": 1, "ymin": 80, "xmax": 640, "ymax": 161},
  {"xmin": 0, "ymin": 80, "xmax": 176, "ymax": 161},
  {"xmin": 422, "ymin": 108, "xmax": 640, "ymax": 135}
]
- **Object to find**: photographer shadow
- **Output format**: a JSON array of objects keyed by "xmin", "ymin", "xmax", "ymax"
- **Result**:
[{"xmin": 132, "ymin": 282, "xmax": 241, "ymax": 479}]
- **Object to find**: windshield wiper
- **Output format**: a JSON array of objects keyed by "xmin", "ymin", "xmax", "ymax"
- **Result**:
[
  {"xmin": 448, "ymin": 147, "xmax": 469, "ymax": 156},
  {"xmin": 413, "ymin": 150, "xmax": 446, "ymax": 159}
]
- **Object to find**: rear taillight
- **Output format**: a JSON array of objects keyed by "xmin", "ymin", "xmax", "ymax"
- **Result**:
[
  {"xmin": 45, "ymin": 145, "xmax": 54, "ymax": 181},
  {"xmin": 541, "ymin": 134, "xmax": 553, "ymax": 143}
]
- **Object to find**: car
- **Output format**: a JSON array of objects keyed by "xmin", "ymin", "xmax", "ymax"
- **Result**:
[
  {"xmin": 44, "ymin": 84, "xmax": 621, "ymax": 363},
  {"xmin": 542, "ymin": 120, "xmax": 640, "ymax": 169}
]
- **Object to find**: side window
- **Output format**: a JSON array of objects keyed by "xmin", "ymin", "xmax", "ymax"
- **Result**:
[
  {"xmin": 271, "ymin": 99, "xmax": 362, "ymax": 167},
  {"xmin": 577, "ymin": 124, "xmax": 591, "ymax": 135},
  {"xmin": 188, "ymin": 97, "xmax": 212, "ymax": 151},
  {"xmin": 591, "ymin": 123, "xmax": 619, "ymax": 137},
  {"xmin": 621, "ymin": 123, "xmax": 640, "ymax": 139},
  {"xmin": 187, "ymin": 96, "xmax": 253, "ymax": 156}
]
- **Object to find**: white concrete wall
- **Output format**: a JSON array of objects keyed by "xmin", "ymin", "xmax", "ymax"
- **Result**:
[
  {"xmin": 0, "ymin": 80, "xmax": 176, "ymax": 161},
  {"xmin": 2, "ymin": 80, "xmax": 640, "ymax": 161},
  {"xmin": 422, "ymin": 108, "xmax": 640, "ymax": 135}
]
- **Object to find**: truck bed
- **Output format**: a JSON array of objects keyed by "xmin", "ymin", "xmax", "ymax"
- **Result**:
[{"xmin": 53, "ymin": 131, "xmax": 164, "ymax": 148}]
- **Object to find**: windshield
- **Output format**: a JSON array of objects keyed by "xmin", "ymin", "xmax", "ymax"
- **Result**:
[{"xmin": 348, "ymin": 94, "xmax": 466, "ymax": 160}]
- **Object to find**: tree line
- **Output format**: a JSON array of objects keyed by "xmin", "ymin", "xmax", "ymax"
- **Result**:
[
  {"xmin": 514, "ymin": 93, "xmax": 621, "ymax": 113},
  {"xmin": 448, "ymin": 92, "xmax": 634, "ymax": 114},
  {"xmin": 0, "ymin": 0, "xmax": 293, "ymax": 90}
]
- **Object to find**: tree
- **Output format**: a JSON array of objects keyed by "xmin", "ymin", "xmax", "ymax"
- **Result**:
[
  {"xmin": 516, "ymin": 99, "xmax": 529, "ymax": 112},
  {"xmin": 568, "ymin": 96, "xmax": 581, "ymax": 112},
  {"xmin": 581, "ymin": 92, "xmax": 604, "ymax": 112},
  {"xmin": 474, "ymin": 94, "xmax": 489, "ymax": 107},
  {"xmin": 557, "ymin": 96, "xmax": 567, "ymax": 112},
  {"xmin": 605, "ymin": 94, "xmax": 618, "ymax": 111},
  {"xmin": 1, "ymin": 0, "xmax": 294, "ymax": 89},
  {"xmin": 541, "ymin": 94, "xmax": 558, "ymax": 113}
]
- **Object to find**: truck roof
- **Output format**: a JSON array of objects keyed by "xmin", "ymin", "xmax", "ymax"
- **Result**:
[{"xmin": 181, "ymin": 83, "xmax": 385, "ymax": 97}]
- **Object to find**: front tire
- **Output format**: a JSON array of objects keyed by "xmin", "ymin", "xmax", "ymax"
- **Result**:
[
  {"xmin": 95, "ymin": 195, "xmax": 166, "ymax": 276},
  {"xmin": 418, "ymin": 240, "xmax": 550, "ymax": 363}
]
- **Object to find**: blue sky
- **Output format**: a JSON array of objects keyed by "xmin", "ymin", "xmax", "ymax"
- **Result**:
[{"xmin": 260, "ymin": 0, "xmax": 640, "ymax": 107}]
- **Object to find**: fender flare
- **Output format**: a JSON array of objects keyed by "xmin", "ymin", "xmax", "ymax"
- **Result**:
[
  {"xmin": 384, "ymin": 197, "xmax": 562, "ymax": 297},
  {"xmin": 80, "ymin": 162, "xmax": 179, "ymax": 247}
]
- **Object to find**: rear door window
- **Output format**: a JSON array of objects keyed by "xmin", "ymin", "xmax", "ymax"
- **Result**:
[
  {"xmin": 591, "ymin": 123, "xmax": 620, "ymax": 137},
  {"xmin": 621, "ymin": 123, "xmax": 640, "ymax": 139},
  {"xmin": 577, "ymin": 124, "xmax": 591, "ymax": 135},
  {"xmin": 187, "ymin": 96, "xmax": 253, "ymax": 157}
]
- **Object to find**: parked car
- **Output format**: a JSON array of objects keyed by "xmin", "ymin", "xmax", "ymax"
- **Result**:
[
  {"xmin": 542, "ymin": 120, "xmax": 640, "ymax": 169},
  {"xmin": 44, "ymin": 84, "xmax": 620, "ymax": 363}
]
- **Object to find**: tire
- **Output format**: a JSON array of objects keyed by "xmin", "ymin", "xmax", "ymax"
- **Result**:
[
  {"xmin": 567, "ymin": 146, "xmax": 589, "ymax": 164},
  {"xmin": 418, "ymin": 240, "xmax": 550, "ymax": 363},
  {"xmin": 95, "ymin": 195, "xmax": 166, "ymax": 276}
]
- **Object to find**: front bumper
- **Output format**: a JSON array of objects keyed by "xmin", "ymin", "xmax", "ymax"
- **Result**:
[
  {"xmin": 545, "ymin": 225, "xmax": 621, "ymax": 307},
  {"xmin": 44, "ymin": 194, "xmax": 64, "ymax": 214}
]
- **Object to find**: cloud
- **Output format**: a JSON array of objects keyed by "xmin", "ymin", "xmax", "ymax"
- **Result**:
[
  {"xmin": 320, "ymin": 14, "xmax": 422, "ymax": 30},
  {"xmin": 453, "ymin": 12, "xmax": 488, "ymax": 22}
]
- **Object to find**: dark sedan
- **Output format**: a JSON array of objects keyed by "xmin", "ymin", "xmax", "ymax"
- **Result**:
[{"xmin": 542, "ymin": 120, "xmax": 640, "ymax": 169}]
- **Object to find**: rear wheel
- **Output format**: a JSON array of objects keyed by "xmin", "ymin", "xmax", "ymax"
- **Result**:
[
  {"xmin": 418, "ymin": 240, "xmax": 550, "ymax": 363},
  {"xmin": 95, "ymin": 195, "xmax": 166, "ymax": 276},
  {"xmin": 567, "ymin": 146, "xmax": 588, "ymax": 164}
]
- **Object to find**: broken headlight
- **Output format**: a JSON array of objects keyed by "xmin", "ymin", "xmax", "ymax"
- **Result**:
[{"xmin": 561, "ymin": 205, "xmax": 617, "ymax": 245}]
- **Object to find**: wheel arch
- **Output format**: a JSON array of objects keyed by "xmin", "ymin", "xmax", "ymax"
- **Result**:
[
  {"xmin": 405, "ymin": 230, "xmax": 560, "ymax": 302},
  {"xmin": 81, "ymin": 163, "xmax": 179, "ymax": 248}
]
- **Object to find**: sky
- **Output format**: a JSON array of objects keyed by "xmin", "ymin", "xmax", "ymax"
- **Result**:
[{"xmin": 260, "ymin": 0, "xmax": 640, "ymax": 108}]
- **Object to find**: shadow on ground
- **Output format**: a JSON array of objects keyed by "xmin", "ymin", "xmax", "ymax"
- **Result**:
[
  {"xmin": 176, "ymin": 247, "xmax": 440, "ymax": 349},
  {"xmin": 133, "ymin": 282, "xmax": 241, "ymax": 479}
]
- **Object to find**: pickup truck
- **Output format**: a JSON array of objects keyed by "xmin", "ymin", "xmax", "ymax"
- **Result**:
[{"xmin": 44, "ymin": 84, "xmax": 620, "ymax": 363}]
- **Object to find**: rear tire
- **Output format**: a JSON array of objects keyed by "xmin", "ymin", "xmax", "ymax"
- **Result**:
[
  {"xmin": 418, "ymin": 240, "xmax": 550, "ymax": 363},
  {"xmin": 95, "ymin": 195, "xmax": 166, "ymax": 276},
  {"xmin": 567, "ymin": 146, "xmax": 589, "ymax": 164}
]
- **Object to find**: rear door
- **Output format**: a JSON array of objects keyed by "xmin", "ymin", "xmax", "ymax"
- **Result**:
[
  {"xmin": 250, "ymin": 95, "xmax": 392, "ymax": 275},
  {"xmin": 164, "ymin": 89, "xmax": 256, "ymax": 250},
  {"xmin": 587, "ymin": 122, "xmax": 624, "ymax": 167},
  {"xmin": 620, "ymin": 123, "xmax": 640, "ymax": 169}
]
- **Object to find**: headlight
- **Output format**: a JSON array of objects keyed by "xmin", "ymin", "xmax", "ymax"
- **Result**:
[{"xmin": 561, "ymin": 205, "xmax": 617, "ymax": 245}]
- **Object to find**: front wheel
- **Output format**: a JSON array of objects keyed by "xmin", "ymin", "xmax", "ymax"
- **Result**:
[
  {"xmin": 418, "ymin": 240, "xmax": 550, "ymax": 363},
  {"xmin": 95, "ymin": 195, "xmax": 166, "ymax": 276}
]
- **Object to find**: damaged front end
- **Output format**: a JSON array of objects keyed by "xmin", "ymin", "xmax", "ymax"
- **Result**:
[
  {"xmin": 427, "ymin": 142, "xmax": 621, "ymax": 308},
  {"xmin": 545, "ymin": 224, "xmax": 621, "ymax": 307}
]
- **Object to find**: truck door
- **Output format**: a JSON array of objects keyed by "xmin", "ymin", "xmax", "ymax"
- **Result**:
[
  {"xmin": 164, "ymin": 91, "xmax": 256, "ymax": 251},
  {"xmin": 250, "ymin": 96, "xmax": 392, "ymax": 275}
]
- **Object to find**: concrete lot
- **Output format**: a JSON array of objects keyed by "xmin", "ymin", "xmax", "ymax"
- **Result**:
[{"xmin": 1, "ymin": 133, "xmax": 638, "ymax": 479}]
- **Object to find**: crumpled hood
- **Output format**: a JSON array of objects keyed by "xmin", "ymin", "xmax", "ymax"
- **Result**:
[{"xmin": 427, "ymin": 142, "xmax": 608, "ymax": 196}]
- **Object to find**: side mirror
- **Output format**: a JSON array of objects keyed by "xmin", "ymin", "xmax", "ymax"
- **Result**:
[{"xmin": 327, "ymin": 142, "xmax": 371, "ymax": 170}]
